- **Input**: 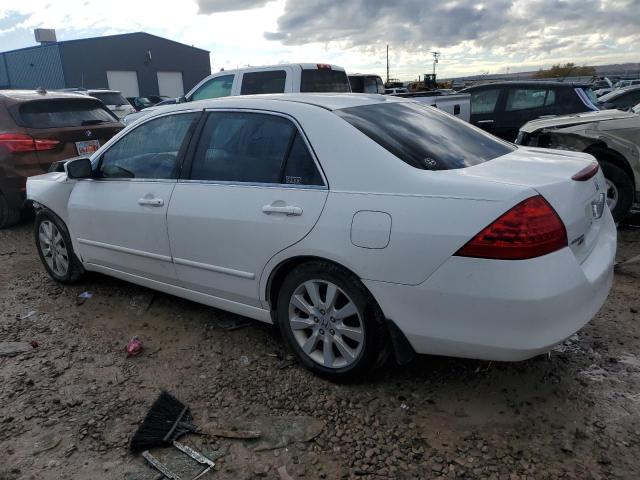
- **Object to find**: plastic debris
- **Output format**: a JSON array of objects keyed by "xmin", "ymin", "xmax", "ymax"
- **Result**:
[
  {"xmin": 218, "ymin": 416, "xmax": 324, "ymax": 451},
  {"xmin": 399, "ymin": 403, "xmax": 410, "ymax": 411},
  {"xmin": 239, "ymin": 355, "xmax": 250, "ymax": 366},
  {"xmin": 30, "ymin": 340, "xmax": 39, "ymax": 349},
  {"xmin": 125, "ymin": 336, "xmax": 143, "ymax": 357},
  {"xmin": 76, "ymin": 291, "xmax": 93, "ymax": 305},
  {"xmin": 18, "ymin": 310, "xmax": 37, "ymax": 320}
]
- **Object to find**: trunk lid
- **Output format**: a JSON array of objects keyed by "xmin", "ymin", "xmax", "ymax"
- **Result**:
[{"xmin": 459, "ymin": 146, "xmax": 606, "ymax": 263}]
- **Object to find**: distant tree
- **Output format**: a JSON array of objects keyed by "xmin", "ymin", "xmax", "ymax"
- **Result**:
[{"xmin": 534, "ymin": 63, "xmax": 597, "ymax": 78}]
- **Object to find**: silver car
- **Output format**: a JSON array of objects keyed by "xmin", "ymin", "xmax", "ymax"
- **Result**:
[{"xmin": 516, "ymin": 104, "xmax": 640, "ymax": 222}]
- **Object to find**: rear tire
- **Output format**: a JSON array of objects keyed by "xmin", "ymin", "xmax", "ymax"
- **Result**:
[
  {"xmin": 277, "ymin": 261, "xmax": 389, "ymax": 381},
  {"xmin": 0, "ymin": 192, "xmax": 21, "ymax": 229},
  {"xmin": 34, "ymin": 209, "xmax": 85, "ymax": 284},
  {"xmin": 598, "ymin": 159, "xmax": 633, "ymax": 222}
]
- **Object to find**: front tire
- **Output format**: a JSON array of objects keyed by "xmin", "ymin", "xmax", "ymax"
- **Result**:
[
  {"xmin": 34, "ymin": 210, "xmax": 84, "ymax": 283},
  {"xmin": 277, "ymin": 261, "xmax": 389, "ymax": 381}
]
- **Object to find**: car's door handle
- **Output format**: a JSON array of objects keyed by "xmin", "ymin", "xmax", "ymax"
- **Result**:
[
  {"xmin": 262, "ymin": 204, "xmax": 303, "ymax": 216},
  {"xmin": 477, "ymin": 119, "xmax": 495, "ymax": 125},
  {"xmin": 138, "ymin": 197, "xmax": 164, "ymax": 207}
]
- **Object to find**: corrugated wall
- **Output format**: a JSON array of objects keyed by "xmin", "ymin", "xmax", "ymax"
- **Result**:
[
  {"xmin": 3, "ymin": 44, "xmax": 65, "ymax": 89},
  {"xmin": 0, "ymin": 55, "xmax": 9, "ymax": 87}
]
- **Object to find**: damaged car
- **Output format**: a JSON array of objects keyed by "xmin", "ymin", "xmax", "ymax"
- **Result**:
[{"xmin": 516, "ymin": 104, "xmax": 640, "ymax": 221}]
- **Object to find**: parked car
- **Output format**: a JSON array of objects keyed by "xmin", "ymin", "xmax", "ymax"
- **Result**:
[
  {"xmin": 27, "ymin": 94, "xmax": 615, "ymax": 379},
  {"xmin": 0, "ymin": 89, "xmax": 122, "ymax": 228},
  {"xmin": 81, "ymin": 89, "xmax": 136, "ymax": 119},
  {"xmin": 461, "ymin": 81, "xmax": 599, "ymax": 141},
  {"xmin": 127, "ymin": 96, "xmax": 169, "ymax": 111},
  {"xmin": 597, "ymin": 85, "xmax": 640, "ymax": 111},
  {"xmin": 393, "ymin": 91, "xmax": 471, "ymax": 122},
  {"xmin": 123, "ymin": 63, "xmax": 351, "ymax": 125},
  {"xmin": 348, "ymin": 74, "xmax": 385, "ymax": 94},
  {"xmin": 516, "ymin": 105, "xmax": 640, "ymax": 222}
]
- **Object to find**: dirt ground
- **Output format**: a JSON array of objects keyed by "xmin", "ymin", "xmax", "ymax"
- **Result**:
[{"xmin": 1, "ymin": 214, "xmax": 639, "ymax": 480}]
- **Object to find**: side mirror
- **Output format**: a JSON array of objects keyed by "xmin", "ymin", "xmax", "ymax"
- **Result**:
[
  {"xmin": 178, "ymin": 96, "xmax": 188, "ymax": 103},
  {"xmin": 64, "ymin": 157, "xmax": 93, "ymax": 179}
]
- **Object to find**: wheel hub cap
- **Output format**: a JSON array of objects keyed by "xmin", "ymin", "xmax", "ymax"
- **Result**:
[{"xmin": 38, "ymin": 220, "xmax": 69, "ymax": 277}]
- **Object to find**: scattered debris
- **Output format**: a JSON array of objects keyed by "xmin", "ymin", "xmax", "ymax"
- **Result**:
[
  {"xmin": 552, "ymin": 334, "xmax": 582, "ymax": 354},
  {"xmin": 17, "ymin": 310, "xmax": 37, "ymax": 320},
  {"xmin": 239, "ymin": 355, "xmax": 250, "ymax": 366},
  {"xmin": 33, "ymin": 433, "xmax": 61, "ymax": 454},
  {"xmin": 226, "ymin": 416, "xmax": 324, "ymax": 451},
  {"xmin": 76, "ymin": 291, "xmax": 93, "ymax": 305},
  {"xmin": 399, "ymin": 403, "xmax": 410, "ymax": 411},
  {"xmin": 30, "ymin": 340, "xmax": 39, "ymax": 349},
  {"xmin": 125, "ymin": 336, "xmax": 143, "ymax": 357},
  {"xmin": 278, "ymin": 465, "xmax": 295, "ymax": 480},
  {"xmin": 0, "ymin": 341, "xmax": 34, "ymax": 357}
]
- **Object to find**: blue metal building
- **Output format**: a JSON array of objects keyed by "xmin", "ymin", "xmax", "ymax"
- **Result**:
[{"xmin": 0, "ymin": 32, "xmax": 211, "ymax": 98}]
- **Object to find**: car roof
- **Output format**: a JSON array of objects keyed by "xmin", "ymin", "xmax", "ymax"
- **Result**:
[
  {"xmin": 0, "ymin": 89, "xmax": 96, "ymax": 104},
  {"xmin": 463, "ymin": 80, "xmax": 591, "ymax": 89},
  {"xmin": 210, "ymin": 63, "xmax": 346, "ymax": 75},
  {"xmin": 181, "ymin": 93, "xmax": 404, "ymax": 112}
]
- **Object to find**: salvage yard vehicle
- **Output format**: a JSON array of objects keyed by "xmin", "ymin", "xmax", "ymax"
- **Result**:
[
  {"xmin": 461, "ymin": 81, "xmax": 599, "ymax": 141},
  {"xmin": 516, "ymin": 104, "xmax": 640, "ymax": 222},
  {"xmin": 597, "ymin": 85, "xmax": 640, "ymax": 112},
  {"xmin": 83, "ymin": 89, "xmax": 136, "ymax": 119},
  {"xmin": 27, "ymin": 94, "xmax": 616, "ymax": 380},
  {"xmin": 0, "ymin": 89, "xmax": 123, "ymax": 228},
  {"xmin": 123, "ymin": 63, "xmax": 351, "ymax": 125},
  {"xmin": 348, "ymin": 74, "xmax": 385, "ymax": 94}
]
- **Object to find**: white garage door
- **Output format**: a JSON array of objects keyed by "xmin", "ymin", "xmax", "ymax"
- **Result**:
[
  {"xmin": 157, "ymin": 71, "xmax": 184, "ymax": 98},
  {"xmin": 106, "ymin": 71, "xmax": 139, "ymax": 97}
]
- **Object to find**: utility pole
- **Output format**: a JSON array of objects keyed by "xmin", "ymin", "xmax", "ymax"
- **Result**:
[
  {"xmin": 431, "ymin": 51, "xmax": 440, "ymax": 77},
  {"xmin": 386, "ymin": 44, "xmax": 390, "ymax": 84}
]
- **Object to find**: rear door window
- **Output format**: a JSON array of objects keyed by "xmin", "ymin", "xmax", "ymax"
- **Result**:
[
  {"xmin": 505, "ymin": 88, "xmax": 550, "ymax": 111},
  {"xmin": 191, "ymin": 75, "xmax": 234, "ymax": 101},
  {"xmin": 471, "ymin": 89, "xmax": 500, "ymax": 114},
  {"xmin": 300, "ymin": 69, "xmax": 350, "ymax": 93},
  {"xmin": 240, "ymin": 70, "xmax": 286, "ymax": 95},
  {"xmin": 18, "ymin": 99, "xmax": 116, "ymax": 128},
  {"xmin": 335, "ymin": 102, "xmax": 514, "ymax": 171},
  {"xmin": 190, "ymin": 111, "xmax": 324, "ymax": 185}
]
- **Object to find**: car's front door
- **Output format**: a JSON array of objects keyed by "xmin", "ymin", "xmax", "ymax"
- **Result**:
[
  {"xmin": 68, "ymin": 111, "xmax": 200, "ymax": 284},
  {"xmin": 499, "ymin": 87, "xmax": 556, "ymax": 141},
  {"xmin": 167, "ymin": 110, "xmax": 328, "ymax": 307}
]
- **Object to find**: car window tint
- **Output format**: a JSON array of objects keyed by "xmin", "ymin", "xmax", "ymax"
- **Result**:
[
  {"xmin": 191, "ymin": 112, "xmax": 295, "ymax": 184},
  {"xmin": 506, "ymin": 88, "xmax": 548, "ymax": 111},
  {"xmin": 471, "ymin": 89, "xmax": 500, "ymax": 114},
  {"xmin": 335, "ymin": 102, "xmax": 514, "ymax": 171},
  {"xmin": 191, "ymin": 75, "xmax": 234, "ymax": 101},
  {"xmin": 99, "ymin": 113, "xmax": 198, "ymax": 179},
  {"xmin": 283, "ymin": 133, "xmax": 324, "ymax": 186},
  {"xmin": 300, "ymin": 69, "xmax": 351, "ymax": 92},
  {"xmin": 240, "ymin": 70, "xmax": 286, "ymax": 95},
  {"xmin": 18, "ymin": 99, "xmax": 116, "ymax": 128}
]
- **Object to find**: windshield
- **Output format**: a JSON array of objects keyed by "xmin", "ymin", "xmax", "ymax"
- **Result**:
[
  {"xmin": 18, "ymin": 99, "xmax": 117, "ymax": 128},
  {"xmin": 335, "ymin": 101, "xmax": 514, "ymax": 171},
  {"xmin": 91, "ymin": 92, "xmax": 129, "ymax": 105},
  {"xmin": 300, "ymin": 69, "xmax": 351, "ymax": 93}
]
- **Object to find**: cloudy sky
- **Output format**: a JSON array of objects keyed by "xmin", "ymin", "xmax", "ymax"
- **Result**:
[{"xmin": 1, "ymin": 0, "xmax": 638, "ymax": 79}]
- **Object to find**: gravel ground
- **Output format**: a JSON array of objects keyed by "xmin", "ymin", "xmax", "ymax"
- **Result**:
[{"xmin": 1, "ymin": 214, "xmax": 639, "ymax": 480}]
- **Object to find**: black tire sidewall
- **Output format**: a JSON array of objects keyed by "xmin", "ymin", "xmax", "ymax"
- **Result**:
[
  {"xmin": 34, "ymin": 210, "xmax": 83, "ymax": 283},
  {"xmin": 277, "ymin": 262, "xmax": 387, "ymax": 381},
  {"xmin": 599, "ymin": 160, "xmax": 634, "ymax": 222}
]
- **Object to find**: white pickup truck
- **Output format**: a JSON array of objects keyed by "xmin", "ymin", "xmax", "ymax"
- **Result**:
[
  {"xmin": 392, "ymin": 91, "xmax": 471, "ymax": 122},
  {"xmin": 123, "ymin": 63, "xmax": 351, "ymax": 125}
]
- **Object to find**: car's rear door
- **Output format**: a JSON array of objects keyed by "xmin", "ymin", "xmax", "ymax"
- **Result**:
[
  {"xmin": 167, "ymin": 109, "xmax": 328, "ymax": 308},
  {"xmin": 68, "ymin": 111, "xmax": 201, "ymax": 284},
  {"xmin": 498, "ymin": 86, "xmax": 555, "ymax": 141}
]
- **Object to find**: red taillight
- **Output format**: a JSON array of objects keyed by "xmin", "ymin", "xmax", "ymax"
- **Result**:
[
  {"xmin": 0, "ymin": 133, "xmax": 59, "ymax": 152},
  {"xmin": 455, "ymin": 195, "xmax": 567, "ymax": 260},
  {"xmin": 572, "ymin": 161, "xmax": 599, "ymax": 181}
]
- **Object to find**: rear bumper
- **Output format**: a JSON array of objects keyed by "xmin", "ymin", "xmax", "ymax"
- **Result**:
[{"xmin": 365, "ymin": 210, "xmax": 617, "ymax": 361}]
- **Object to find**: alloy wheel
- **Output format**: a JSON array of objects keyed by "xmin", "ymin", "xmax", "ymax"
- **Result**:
[
  {"xmin": 39, "ymin": 220, "xmax": 69, "ymax": 277},
  {"xmin": 288, "ymin": 279, "xmax": 364, "ymax": 369}
]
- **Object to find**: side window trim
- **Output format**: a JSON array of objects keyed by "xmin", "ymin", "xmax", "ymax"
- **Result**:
[
  {"xmin": 179, "ymin": 108, "xmax": 328, "ymax": 189},
  {"xmin": 94, "ymin": 110, "xmax": 203, "ymax": 182}
]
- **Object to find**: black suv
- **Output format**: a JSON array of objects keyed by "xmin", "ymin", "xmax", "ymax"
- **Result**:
[{"xmin": 461, "ymin": 81, "xmax": 599, "ymax": 141}]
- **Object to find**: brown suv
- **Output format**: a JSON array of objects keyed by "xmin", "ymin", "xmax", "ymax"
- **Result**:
[{"xmin": 0, "ymin": 90, "xmax": 123, "ymax": 227}]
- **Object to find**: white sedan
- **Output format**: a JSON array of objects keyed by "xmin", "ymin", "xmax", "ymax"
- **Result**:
[{"xmin": 27, "ymin": 94, "xmax": 616, "ymax": 380}]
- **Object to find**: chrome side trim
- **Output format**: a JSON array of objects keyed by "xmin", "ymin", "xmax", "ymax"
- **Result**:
[
  {"xmin": 173, "ymin": 257, "xmax": 255, "ymax": 280},
  {"xmin": 77, "ymin": 238, "xmax": 173, "ymax": 263},
  {"xmin": 176, "ymin": 179, "xmax": 327, "ymax": 190}
]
